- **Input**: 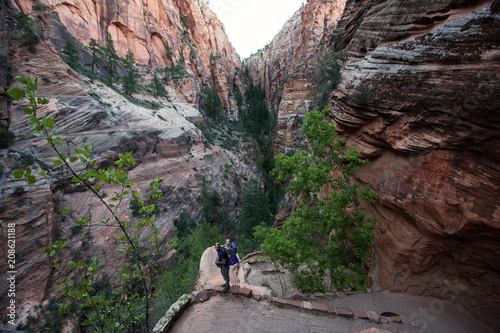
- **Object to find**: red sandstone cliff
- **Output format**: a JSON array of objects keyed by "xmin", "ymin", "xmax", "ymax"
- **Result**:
[
  {"xmin": 247, "ymin": 0, "xmax": 500, "ymax": 329},
  {"xmin": 0, "ymin": 0, "xmax": 257, "ymax": 324},
  {"xmin": 8, "ymin": 0, "xmax": 243, "ymax": 116},
  {"xmin": 245, "ymin": 0, "xmax": 346, "ymax": 152}
]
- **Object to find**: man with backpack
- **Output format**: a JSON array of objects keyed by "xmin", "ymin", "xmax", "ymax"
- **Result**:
[{"xmin": 215, "ymin": 243, "xmax": 230, "ymax": 292}]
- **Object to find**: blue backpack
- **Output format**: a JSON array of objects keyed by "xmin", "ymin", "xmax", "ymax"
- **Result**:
[{"xmin": 224, "ymin": 242, "xmax": 237, "ymax": 265}]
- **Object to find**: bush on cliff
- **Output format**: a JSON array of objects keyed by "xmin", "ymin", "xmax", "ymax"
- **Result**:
[
  {"xmin": 256, "ymin": 108, "xmax": 377, "ymax": 292},
  {"xmin": 14, "ymin": 13, "xmax": 40, "ymax": 53},
  {"xmin": 0, "ymin": 127, "xmax": 15, "ymax": 148},
  {"xmin": 314, "ymin": 50, "xmax": 347, "ymax": 109}
]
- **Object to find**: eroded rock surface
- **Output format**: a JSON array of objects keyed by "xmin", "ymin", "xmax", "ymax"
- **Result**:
[
  {"xmin": 329, "ymin": 0, "xmax": 500, "ymax": 328},
  {"xmin": 9, "ymin": 0, "xmax": 243, "ymax": 115},
  {"xmin": 245, "ymin": 0, "xmax": 346, "ymax": 153},
  {"xmin": 0, "ymin": 36, "xmax": 258, "ymax": 320},
  {"xmin": 248, "ymin": 0, "xmax": 500, "ymax": 329}
]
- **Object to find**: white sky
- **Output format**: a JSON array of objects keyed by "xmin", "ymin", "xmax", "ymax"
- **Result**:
[{"xmin": 207, "ymin": 0, "xmax": 306, "ymax": 59}]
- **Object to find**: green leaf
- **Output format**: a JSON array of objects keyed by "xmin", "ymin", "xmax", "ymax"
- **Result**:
[
  {"xmin": 7, "ymin": 87, "xmax": 25, "ymax": 101},
  {"xmin": 33, "ymin": 127, "xmax": 44, "ymax": 137},
  {"xmin": 38, "ymin": 170, "xmax": 48, "ymax": 176},
  {"xmin": 23, "ymin": 107, "xmax": 34, "ymax": 115},
  {"xmin": 30, "ymin": 115, "xmax": 40, "ymax": 125},
  {"xmin": 52, "ymin": 159, "xmax": 63, "ymax": 166},
  {"xmin": 54, "ymin": 137, "xmax": 64, "ymax": 145},
  {"xmin": 45, "ymin": 118, "xmax": 55, "ymax": 128},
  {"xmin": 68, "ymin": 156, "xmax": 78, "ymax": 163},
  {"xmin": 37, "ymin": 97, "xmax": 49, "ymax": 105},
  {"xmin": 12, "ymin": 170, "xmax": 24, "ymax": 179},
  {"xmin": 16, "ymin": 76, "xmax": 27, "ymax": 84}
]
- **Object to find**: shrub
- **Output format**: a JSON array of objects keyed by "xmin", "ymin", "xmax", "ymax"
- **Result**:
[
  {"xmin": 15, "ymin": 13, "xmax": 39, "ymax": 52},
  {"xmin": 0, "ymin": 127, "xmax": 15, "ymax": 148},
  {"xmin": 314, "ymin": 50, "xmax": 347, "ymax": 109},
  {"xmin": 201, "ymin": 87, "xmax": 223, "ymax": 122},
  {"xmin": 32, "ymin": 3, "xmax": 51, "ymax": 11}
]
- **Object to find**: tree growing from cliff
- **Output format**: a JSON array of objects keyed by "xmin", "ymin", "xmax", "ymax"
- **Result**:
[
  {"xmin": 314, "ymin": 50, "xmax": 347, "ymax": 110},
  {"xmin": 256, "ymin": 108, "xmax": 376, "ymax": 292},
  {"xmin": 8, "ymin": 76, "xmax": 163, "ymax": 332},
  {"xmin": 105, "ymin": 34, "xmax": 119, "ymax": 84},
  {"xmin": 237, "ymin": 180, "xmax": 274, "ymax": 256},
  {"xmin": 201, "ymin": 87, "xmax": 223, "ymax": 122},
  {"xmin": 122, "ymin": 49, "xmax": 138, "ymax": 96},
  {"xmin": 152, "ymin": 70, "xmax": 167, "ymax": 98},
  {"xmin": 63, "ymin": 37, "xmax": 80, "ymax": 69},
  {"xmin": 88, "ymin": 38, "xmax": 103, "ymax": 75},
  {"xmin": 15, "ymin": 13, "xmax": 40, "ymax": 53}
]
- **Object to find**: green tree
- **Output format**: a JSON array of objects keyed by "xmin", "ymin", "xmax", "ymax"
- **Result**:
[
  {"xmin": 105, "ymin": 34, "xmax": 119, "ymax": 84},
  {"xmin": 199, "ymin": 178, "xmax": 224, "ymax": 226},
  {"xmin": 88, "ymin": 38, "xmax": 102, "ymax": 75},
  {"xmin": 237, "ymin": 180, "xmax": 273, "ymax": 256},
  {"xmin": 256, "ymin": 108, "xmax": 376, "ymax": 292},
  {"xmin": 152, "ymin": 70, "xmax": 167, "ymax": 98},
  {"xmin": 201, "ymin": 87, "xmax": 222, "ymax": 122},
  {"xmin": 122, "ymin": 50, "xmax": 138, "ymax": 96},
  {"xmin": 242, "ymin": 83, "xmax": 270, "ymax": 144},
  {"xmin": 63, "ymin": 37, "xmax": 80, "ymax": 69},
  {"xmin": 15, "ymin": 13, "xmax": 40, "ymax": 53},
  {"xmin": 0, "ymin": 127, "xmax": 15, "ymax": 148},
  {"xmin": 239, "ymin": 180, "xmax": 273, "ymax": 237},
  {"xmin": 314, "ymin": 50, "xmax": 347, "ymax": 109}
]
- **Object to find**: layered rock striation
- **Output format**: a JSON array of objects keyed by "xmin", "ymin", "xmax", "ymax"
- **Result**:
[
  {"xmin": 329, "ymin": 0, "xmax": 500, "ymax": 328},
  {"xmin": 0, "ymin": 0, "xmax": 258, "ymax": 321},
  {"xmin": 9, "ymin": 0, "xmax": 243, "ymax": 115},
  {"xmin": 250, "ymin": 0, "xmax": 500, "ymax": 329}
]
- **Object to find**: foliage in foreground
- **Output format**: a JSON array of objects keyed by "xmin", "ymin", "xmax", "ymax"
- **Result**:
[
  {"xmin": 8, "ymin": 76, "xmax": 163, "ymax": 332},
  {"xmin": 256, "ymin": 108, "xmax": 376, "ymax": 293}
]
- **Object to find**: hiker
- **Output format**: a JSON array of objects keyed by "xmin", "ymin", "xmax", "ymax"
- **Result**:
[
  {"xmin": 224, "ymin": 239, "xmax": 240, "ymax": 284},
  {"xmin": 215, "ymin": 243, "xmax": 230, "ymax": 292}
]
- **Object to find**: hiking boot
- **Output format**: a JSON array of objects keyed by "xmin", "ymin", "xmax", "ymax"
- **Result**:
[
  {"xmin": 220, "ymin": 283, "xmax": 226, "ymax": 287},
  {"xmin": 221, "ymin": 286, "xmax": 230, "ymax": 293}
]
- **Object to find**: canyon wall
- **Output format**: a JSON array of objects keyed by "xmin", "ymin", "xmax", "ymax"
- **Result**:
[
  {"xmin": 247, "ymin": 0, "xmax": 500, "ymax": 328},
  {"xmin": 0, "ymin": 0, "xmax": 258, "ymax": 323},
  {"xmin": 8, "ymin": 0, "xmax": 243, "ymax": 116},
  {"xmin": 332, "ymin": 0, "xmax": 500, "ymax": 328},
  {"xmin": 245, "ymin": 0, "xmax": 346, "ymax": 152}
]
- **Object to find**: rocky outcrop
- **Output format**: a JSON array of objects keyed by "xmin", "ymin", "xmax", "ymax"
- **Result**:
[
  {"xmin": 0, "ymin": 32, "xmax": 259, "ymax": 321},
  {"xmin": 9, "ymin": 0, "xmax": 243, "ymax": 116},
  {"xmin": 248, "ymin": 0, "xmax": 500, "ymax": 329},
  {"xmin": 328, "ymin": 0, "xmax": 500, "ymax": 329},
  {"xmin": 245, "ymin": 0, "xmax": 346, "ymax": 153}
]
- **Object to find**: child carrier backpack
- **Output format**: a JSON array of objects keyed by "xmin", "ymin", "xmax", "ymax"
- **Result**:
[{"xmin": 225, "ymin": 242, "xmax": 237, "ymax": 265}]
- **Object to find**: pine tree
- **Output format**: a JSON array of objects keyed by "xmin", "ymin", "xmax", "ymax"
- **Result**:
[
  {"xmin": 88, "ymin": 38, "xmax": 102, "ymax": 75},
  {"xmin": 105, "ymin": 34, "xmax": 118, "ymax": 84},
  {"xmin": 152, "ymin": 71, "xmax": 167, "ymax": 98},
  {"xmin": 122, "ymin": 50, "xmax": 138, "ymax": 96},
  {"xmin": 63, "ymin": 38, "xmax": 80, "ymax": 69}
]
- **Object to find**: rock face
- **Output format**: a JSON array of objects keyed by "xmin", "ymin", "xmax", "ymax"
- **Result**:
[
  {"xmin": 330, "ymin": 0, "xmax": 500, "ymax": 328},
  {"xmin": 245, "ymin": 0, "xmax": 346, "ymax": 153},
  {"xmin": 9, "ymin": 0, "xmax": 243, "ymax": 116},
  {"xmin": 249, "ymin": 0, "xmax": 500, "ymax": 329},
  {"xmin": 0, "ymin": 2, "xmax": 258, "ymax": 322}
]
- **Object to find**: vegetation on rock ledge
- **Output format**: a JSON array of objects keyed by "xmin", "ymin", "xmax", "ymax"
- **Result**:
[{"xmin": 256, "ymin": 108, "xmax": 377, "ymax": 293}]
